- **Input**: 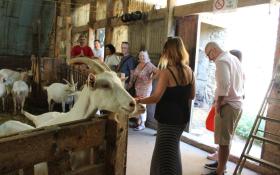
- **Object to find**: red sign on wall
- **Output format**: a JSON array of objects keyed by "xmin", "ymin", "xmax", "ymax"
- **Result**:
[{"xmin": 213, "ymin": 0, "xmax": 238, "ymax": 12}]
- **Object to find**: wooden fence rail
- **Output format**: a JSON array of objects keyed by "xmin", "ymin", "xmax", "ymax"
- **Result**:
[{"xmin": 0, "ymin": 113, "xmax": 128, "ymax": 175}]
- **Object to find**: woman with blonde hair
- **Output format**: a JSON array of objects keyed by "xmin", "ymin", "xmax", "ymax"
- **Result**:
[{"xmin": 136, "ymin": 37, "xmax": 195, "ymax": 175}]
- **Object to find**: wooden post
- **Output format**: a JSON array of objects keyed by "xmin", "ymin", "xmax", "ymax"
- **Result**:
[
  {"xmin": 164, "ymin": 0, "xmax": 176, "ymax": 37},
  {"xmin": 122, "ymin": 0, "xmax": 129, "ymax": 14},
  {"xmin": 90, "ymin": 0, "xmax": 97, "ymax": 25},
  {"xmin": 105, "ymin": 114, "xmax": 128, "ymax": 175},
  {"xmin": 104, "ymin": 0, "xmax": 114, "ymax": 46}
]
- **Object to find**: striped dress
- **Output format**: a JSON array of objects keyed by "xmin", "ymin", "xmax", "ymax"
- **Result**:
[
  {"xmin": 150, "ymin": 67, "xmax": 194, "ymax": 175},
  {"xmin": 150, "ymin": 123, "xmax": 186, "ymax": 175}
]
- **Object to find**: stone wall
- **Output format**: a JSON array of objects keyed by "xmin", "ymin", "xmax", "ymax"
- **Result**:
[{"xmin": 194, "ymin": 23, "xmax": 226, "ymax": 108}]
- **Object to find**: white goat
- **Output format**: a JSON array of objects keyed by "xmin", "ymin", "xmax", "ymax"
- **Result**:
[
  {"xmin": 22, "ymin": 57, "xmax": 136, "ymax": 128},
  {"xmin": 0, "ymin": 69, "xmax": 20, "ymax": 82},
  {"xmin": 0, "ymin": 120, "xmax": 35, "ymax": 137},
  {"xmin": 0, "ymin": 69, "xmax": 29, "ymax": 83},
  {"xmin": 44, "ymin": 78, "xmax": 77, "ymax": 112},
  {"xmin": 0, "ymin": 121, "xmax": 46, "ymax": 175},
  {"xmin": 11, "ymin": 80, "xmax": 30, "ymax": 115}
]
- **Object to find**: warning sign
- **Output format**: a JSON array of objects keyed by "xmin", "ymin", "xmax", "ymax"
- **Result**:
[{"xmin": 213, "ymin": 0, "xmax": 238, "ymax": 12}]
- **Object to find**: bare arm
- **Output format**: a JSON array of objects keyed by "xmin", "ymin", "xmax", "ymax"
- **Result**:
[
  {"xmin": 216, "ymin": 96, "xmax": 225, "ymax": 115},
  {"xmin": 150, "ymin": 68, "xmax": 159, "ymax": 80},
  {"xmin": 137, "ymin": 70, "xmax": 168, "ymax": 104},
  {"xmin": 190, "ymin": 74, "xmax": 196, "ymax": 99}
]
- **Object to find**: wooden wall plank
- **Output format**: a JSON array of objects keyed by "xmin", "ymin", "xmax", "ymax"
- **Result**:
[
  {"xmin": 0, "ymin": 119, "xmax": 106, "ymax": 173},
  {"xmin": 72, "ymin": 25, "xmax": 90, "ymax": 34}
]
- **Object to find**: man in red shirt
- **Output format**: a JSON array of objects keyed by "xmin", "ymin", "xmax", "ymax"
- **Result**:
[
  {"xmin": 71, "ymin": 35, "xmax": 94, "ymax": 59},
  {"xmin": 71, "ymin": 35, "xmax": 94, "ymax": 71}
]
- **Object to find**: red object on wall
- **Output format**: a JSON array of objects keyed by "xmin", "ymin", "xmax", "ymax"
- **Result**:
[{"xmin": 206, "ymin": 106, "xmax": 215, "ymax": 132}]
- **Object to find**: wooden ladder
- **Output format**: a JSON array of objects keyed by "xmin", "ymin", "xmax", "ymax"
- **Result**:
[{"xmin": 234, "ymin": 72, "xmax": 280, "ymax": 174}]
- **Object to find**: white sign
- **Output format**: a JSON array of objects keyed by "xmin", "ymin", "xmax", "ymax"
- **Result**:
[{"xmin": 213, "ymin": 0, "xmax": 238, "ymax": 12}]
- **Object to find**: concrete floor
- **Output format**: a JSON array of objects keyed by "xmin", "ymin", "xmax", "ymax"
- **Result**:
[{"xmin": 127, "ymin": 128, "xmax": 259, "ymax": 175}]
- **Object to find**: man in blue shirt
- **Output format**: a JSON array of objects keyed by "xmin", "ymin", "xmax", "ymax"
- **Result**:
[{"xmin": 118, "ymin": 42, "xmax": 137, "ymax": 88}]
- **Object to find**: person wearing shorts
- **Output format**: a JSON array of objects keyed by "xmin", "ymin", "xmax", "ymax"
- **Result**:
[{"xmin": 204, "ymin": 42, "xmax": 244, "ymax": 175}]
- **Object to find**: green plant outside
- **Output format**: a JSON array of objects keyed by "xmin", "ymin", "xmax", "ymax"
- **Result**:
[{"xmin": 235, "ymin": 112, "xmax": 265, "ymax": 145}]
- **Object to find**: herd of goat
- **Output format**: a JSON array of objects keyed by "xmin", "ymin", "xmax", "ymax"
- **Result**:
[
  {"xmin": 0, "ymin": 57, "xmax": 145, "ymax": 175},
  {"xmin": 0, "ymin": 57, "xmax": 144, "ymax": 137}
]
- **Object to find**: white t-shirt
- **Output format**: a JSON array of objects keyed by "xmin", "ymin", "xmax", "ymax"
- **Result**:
[
  {"xmin": 93, "ymin": 47, "xmax": 104, "ymax": 61},
  {"xmin": 105, "ymin": 54, "xmax": 120, "ymax": 71},
  {"xmin": 214, "ymin": 51, "xmax": 244, "ymax": 109}
]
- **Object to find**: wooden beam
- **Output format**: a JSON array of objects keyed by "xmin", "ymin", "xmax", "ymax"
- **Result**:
[
  {"xmin": 89, "ymin": 0, "xmax": 97, "ymax": 24},
  {"xmin": 92, "ymin": 19, "xmax": 107, "ymax": 29},
  {"xmin": 174, "ymin": 0, "xmax": 271, "ymax": 17},
  {"xmin": 72, "ymin": 25, "xmax": 90, "ymax": 34},
  {"xmin": 105, "ymin": 0, "xmax": 114, "ymax": 45},
  {"xmin": 148, "ymin": 8, "xmax": 166, "ymax": 21}
]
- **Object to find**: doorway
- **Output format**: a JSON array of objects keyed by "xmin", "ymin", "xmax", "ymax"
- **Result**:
[{"xmin": 177, "ymin": 4, "xmax": 279, "ymax": 158}]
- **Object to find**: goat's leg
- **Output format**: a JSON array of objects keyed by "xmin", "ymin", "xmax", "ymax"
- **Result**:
[
  {"xmin": 48, "ymin": 99, "xmax": 52, "ymax": 111},
  {"xmin": 62, "ymin": 101, "xmax": 66, "ymax": 112},
  {"xmin": 1, "ymin": 97, "xmax": 4, "ymax": 112},
  {"xmin": 13, "ymin": 96, "xmax": 17, "ymax": 115},
  {"xmin": 21, "ymin": 97, "xmax": 26, "ymax": 113},
  {"xmin": 69, "ymin": 103, "xmax": 73, "ymax": 110}
]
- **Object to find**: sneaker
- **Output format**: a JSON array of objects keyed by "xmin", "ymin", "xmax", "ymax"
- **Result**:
[
  {"xmin": 204, "ymin": 161, "xmax": 227, "ymax": 172},
  {"xmin": 133, "ymin": 125, "xmax": 145, "ymax": 131},
  {"xmin": 204, "ymin": 161, "xmax": 218, "ymax": 170},
  {"xmin": 203, "ymin": 171, "xmax": 224, "ymax": 175},
  {"xmin": 207, "ymin": 152, "xmax": 218, "ymax": 161}
]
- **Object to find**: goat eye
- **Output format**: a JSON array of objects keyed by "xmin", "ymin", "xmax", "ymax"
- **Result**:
[{"xmin": 101, "ymin": 84, "xmax": 110, "ymax": 89}]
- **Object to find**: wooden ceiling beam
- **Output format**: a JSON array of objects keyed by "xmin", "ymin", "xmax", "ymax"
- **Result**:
[{"xmin": 174, "ymin": 0, "xmax": 271, "ymax": 17}]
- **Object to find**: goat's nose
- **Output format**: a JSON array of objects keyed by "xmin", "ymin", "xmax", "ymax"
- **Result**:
[{"xmin": 129, "ymin": 101, "xmax": 135, "ymax": 108}]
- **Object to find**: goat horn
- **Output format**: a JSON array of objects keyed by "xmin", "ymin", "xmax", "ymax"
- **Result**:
[
  {"xmin": 68, "ymin": 57, "xmax": 107, "ymax": 74},
  {"xmin": 63, "ymin": 78, "xmax": 71, "ymax": 85},
  {"xmin": 100, "ymin": 62, "xmax": 111, "ymax": 71},
  {"xmin": 92, "ymin": 57, "xmax": 111, "ymax": 71},
  {"xmin": 70, "ymin": 73, "xmax": 74, "ymax": 84}
]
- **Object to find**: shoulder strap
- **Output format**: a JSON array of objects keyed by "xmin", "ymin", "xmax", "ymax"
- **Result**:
[
  {"xmin": 118, "ymin": 56, "xmax": 131, "ymax": 71},
  {"xmin": 167, "ymin": 67, "xmax": 179, "ymax": 85}
]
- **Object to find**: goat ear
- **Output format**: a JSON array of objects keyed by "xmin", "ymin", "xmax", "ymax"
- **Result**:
[{"xmin": 86, "ymin": 73, "xmax": 96, "ymax": 87}]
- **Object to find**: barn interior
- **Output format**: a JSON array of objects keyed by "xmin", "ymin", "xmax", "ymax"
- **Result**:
[{"xmin": 0, "ymin": 0, "xmax": 280, "ymax": 175}]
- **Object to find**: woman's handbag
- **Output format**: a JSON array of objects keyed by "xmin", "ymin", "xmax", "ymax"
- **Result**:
[
  {"xmin": 128, "ymin": 81, "xmax": 136, "ymax": 97},
  {"xmin": 206, "ymin": 106, "xmax": 215, "ymax": 132}
]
